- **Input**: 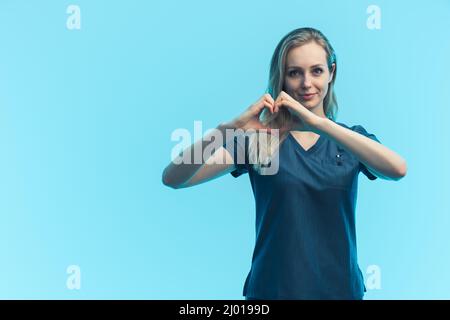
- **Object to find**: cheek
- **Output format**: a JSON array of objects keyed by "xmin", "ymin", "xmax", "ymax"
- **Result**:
[
  {"xmin": 317, "ymin": 79, "xmax": 329, "ymax": 95},
  {"xmin": 284, "ymin": 78, "xmax": 296, "ymax": 90}
]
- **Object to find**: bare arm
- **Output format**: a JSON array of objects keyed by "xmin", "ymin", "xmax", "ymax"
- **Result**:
[
  {"xmin": 162, "ymin": 94, "xmax": 276, "ymax": 189},
  {"xmin": 162, "ymin": 122, "xmax": 237, "ymax": 189},
  {"xmin": 317, "ymin": 118, "xmax": 407, "ymax": 180},
  {"xmin": 273, "ymin": 91, "xmax": 407, "ymax": 181}
]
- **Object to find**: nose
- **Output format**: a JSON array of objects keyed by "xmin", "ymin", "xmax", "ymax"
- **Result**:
[{"xmin": 301, "ymin": 74, "xmax": 312, "ymax": 89}]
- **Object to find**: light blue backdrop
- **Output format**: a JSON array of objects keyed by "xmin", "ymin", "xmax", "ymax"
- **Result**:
[{"xmin": 0, "ymin": 0, "xmax": 449, "ymax": 299}]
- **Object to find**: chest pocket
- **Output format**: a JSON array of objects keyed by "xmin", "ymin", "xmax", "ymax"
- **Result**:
[{"xmin": 317, "ymin": 150, "xmax": 359, "ymax": 190}]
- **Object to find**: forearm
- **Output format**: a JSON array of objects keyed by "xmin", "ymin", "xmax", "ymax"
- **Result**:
[
  {"xmin": 316, "ymin": 118, "xmax": 407, "ymax": 180},
  {"xmin": 162, "ymin": 122, "xmax": 236, "ymax": 188}
]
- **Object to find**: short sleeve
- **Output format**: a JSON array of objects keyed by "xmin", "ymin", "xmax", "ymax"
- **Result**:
[
  {"xmin": 351, "ymin": 125, "xmax": 381, "ymax": 181},
  {"xmin": 223, "ymin": 134, "xmax": 249, "ymax": 178}
]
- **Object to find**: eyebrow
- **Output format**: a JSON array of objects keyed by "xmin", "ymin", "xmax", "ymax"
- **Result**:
[{"xmin": 287, "ymin": 64, "xmax": 325, "ymax": 69}]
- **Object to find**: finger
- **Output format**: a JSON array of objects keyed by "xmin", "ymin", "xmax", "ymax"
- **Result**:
[
  {"xmin": 264, "ymin": 93, "xmax": 275, "ymax": 111},
  {"xmin": 262, "ymin": 96, "xmax": 275, "ymax": 112},
  {"xmin": 274, "ymin": 96, "xmax": 283, "ymax": 112},
  {"xmin": 262, "ymin": 100, "xmax": 274, "ymax": 114},
  {"xmin": 253, "ymin": 100, "xmax": 267, "ymax": 115},
  {"xmin": 273, "ymin": 101, "xmax": 279, "ymax": 113},
  {"xmin": 264, "ymin": 93, "xmax": 275, "ymax": 106},
  {"xmin": 264, "ymin": 99, "xmax": 275, "ymax": 113},
  {"xmin": 274, "ymin": 94, "xmax": 281, "ymax": 104},
  {"xmin": 273, "ymin": 96, "xmax": 279, "ymax": 110}
]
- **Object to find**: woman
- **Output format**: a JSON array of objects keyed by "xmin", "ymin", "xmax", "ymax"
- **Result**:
[{"xmin": 162, "ymin": 27, "xmax": 407, "ymax": 300}]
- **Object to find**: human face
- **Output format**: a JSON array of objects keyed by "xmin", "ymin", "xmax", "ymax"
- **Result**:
[{"xmin": 283, "ymin": 42, "xmax": 335, "ymax": 117}]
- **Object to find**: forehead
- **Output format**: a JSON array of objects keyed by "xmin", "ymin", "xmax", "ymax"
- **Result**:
[{"xmin": 286, "ymin": 42, "xmax": 327, "ymax": 67}]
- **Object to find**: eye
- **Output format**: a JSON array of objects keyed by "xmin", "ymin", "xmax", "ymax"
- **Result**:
[
  {"xmin": 289, "ymin": 70, "xmax": 299, "ymax": 77},
  {"xmin": 313, "ymin": 68, "xmax": 323, "ymax": 75}
]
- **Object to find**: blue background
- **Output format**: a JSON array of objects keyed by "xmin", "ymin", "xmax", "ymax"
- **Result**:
[{"xmin": 0, "ymin": 0, "xmax": 449, "ymax": 299}]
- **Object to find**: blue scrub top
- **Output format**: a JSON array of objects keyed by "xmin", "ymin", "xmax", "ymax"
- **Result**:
[{"xmin": 223, "ymin": 120, "xmax": 380, "ymax": 300}]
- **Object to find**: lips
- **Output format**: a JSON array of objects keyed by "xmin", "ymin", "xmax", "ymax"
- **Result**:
[{"xmin": 300, "ymin": 93, "xmax": 316, "ymax": 100}]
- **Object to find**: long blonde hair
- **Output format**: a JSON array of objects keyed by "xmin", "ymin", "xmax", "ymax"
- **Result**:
[{"xmin": 248, "ymin": 27, "xmax": 338, "ymax": 174}]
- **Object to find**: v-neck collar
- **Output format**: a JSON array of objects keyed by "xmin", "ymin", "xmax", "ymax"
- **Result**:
[{"xmin": 288, "ymin": 131, "xmax": 324, "ymax": 155}]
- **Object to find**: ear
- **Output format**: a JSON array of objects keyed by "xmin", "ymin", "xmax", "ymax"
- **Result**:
[{"xmin": 328, "ymin": 63, "xmax": 336, "ymax": 83}]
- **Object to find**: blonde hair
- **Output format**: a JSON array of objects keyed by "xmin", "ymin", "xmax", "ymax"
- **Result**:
[{"xmin": 248, "ymin": 27, "xmax": 338, "ymax": 174}]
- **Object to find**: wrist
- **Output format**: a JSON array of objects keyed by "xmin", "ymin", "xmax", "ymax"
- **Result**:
[
  {"xmin": 218, "ymin": 121, "xmax": 237, "ymax": 131},
  {"xmin": 315, "ymin": 117, "xmax": 331, "ymax": 133}
]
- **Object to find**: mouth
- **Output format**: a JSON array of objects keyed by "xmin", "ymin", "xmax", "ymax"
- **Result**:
[{"xmin": 299, "ymin": 93, "xmax": 317, "ymax": 100}]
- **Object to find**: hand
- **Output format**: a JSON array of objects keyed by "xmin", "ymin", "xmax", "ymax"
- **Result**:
[
  {"xmin": 273, "ymin": 91, "xmax": 324, "ymax": 132},
  {"xmin": 229, "ymin": 94, "xmax": 276, "ymax": 133}
]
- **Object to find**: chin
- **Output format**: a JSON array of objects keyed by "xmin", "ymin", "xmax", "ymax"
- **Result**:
[{"xmin": 301, "ymin": 100, "xmax": 316, "ymax": 108}]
